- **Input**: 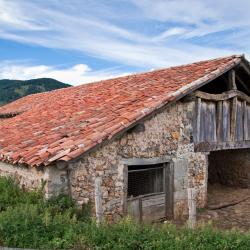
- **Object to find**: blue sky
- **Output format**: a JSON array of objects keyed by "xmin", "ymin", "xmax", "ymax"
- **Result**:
[{"xmin": 0, "ymin": 0, "xmax": 250, "ymax": 85}]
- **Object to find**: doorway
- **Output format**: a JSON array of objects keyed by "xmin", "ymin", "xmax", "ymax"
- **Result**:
[{"xmin": 126, "ymin": 161, "xmax": 173, "ymax": 223}]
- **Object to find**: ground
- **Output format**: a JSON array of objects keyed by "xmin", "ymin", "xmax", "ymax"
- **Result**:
[{"xmin": 198, "ymin": 184, "xmax": 250, "ymax": 232}]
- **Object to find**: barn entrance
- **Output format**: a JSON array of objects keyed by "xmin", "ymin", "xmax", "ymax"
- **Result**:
[
  {"xmin": 203, "ymin": 149, "xmax": 250, "ymax": 231},
  {"xmin": 208, "ymin": 149, "xmax": 250, "ymax": 189},
  {"xmin": 126, "ymin": 161, "xmax": 173, "ymax": 223}
]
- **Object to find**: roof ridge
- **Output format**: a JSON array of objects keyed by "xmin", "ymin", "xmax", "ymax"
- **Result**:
[{"xmin": 0, "ymin": 54, "xmax": 243, "ymax": 112}]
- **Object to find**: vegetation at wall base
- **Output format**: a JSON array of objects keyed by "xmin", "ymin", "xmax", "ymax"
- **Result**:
[{"xmin": 0, "ymin": 177, "xmax": 249, "ymax": 249}]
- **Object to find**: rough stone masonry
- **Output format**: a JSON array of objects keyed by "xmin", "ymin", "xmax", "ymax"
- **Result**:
[
  {"xmin": 0, "ymin": 99, "xmax": 209, "ymax": 221},
  {"xmin": 68, "ymin": 99, "xmax": 208, "ymax": 221}
]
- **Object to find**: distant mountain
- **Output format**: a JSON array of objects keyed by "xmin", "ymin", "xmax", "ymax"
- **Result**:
[{"xmin": 0, "ymin": 78, "xmax": 71, "ymax": 106}]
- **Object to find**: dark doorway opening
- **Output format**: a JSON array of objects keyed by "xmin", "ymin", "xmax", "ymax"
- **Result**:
[
  {"xmin": 201, "ymin": 149, "xmax": 250, "ymax": 231},
  {"xmin": 208, "ymin": 149, "xmax": 250, "ymax": 188}
]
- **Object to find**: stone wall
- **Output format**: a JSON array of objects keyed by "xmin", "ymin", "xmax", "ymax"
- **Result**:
[
  {"xmin": 0, "ymin": 99, "xmax": 209, "ymax": 221},
  {"xmin": 69, "ymin": 100, "xmax": 209, "ymax": 221},
  {"xmin": 2, "ymin": 98, "xmax": 249, "ymax": 222},
  {"xmin": 208, "ymin": 149, "xmax": 250, "ymax": 188},
  {"xmin": 0, "ymin": 162, "xmax": 69, "ymax": 198},
  {"xmin": 0, "ymin": 162, "xmax": 44, "ymax": 190},
  {"xmin": 43, "ymin": 166, "xmax": 70, "ymax": 199}
]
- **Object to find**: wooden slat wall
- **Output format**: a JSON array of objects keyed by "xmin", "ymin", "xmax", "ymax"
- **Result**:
[
  {"xmin": 196, "ymin": 96, "xmax": 250, "ymax": 145},
  {"xmin": 246, "ymin": 103, "xmax": 250, "ymax": 140},
  {"xmin": 199, "ymin": 101, "xmax": 217, "ymax": 142}
]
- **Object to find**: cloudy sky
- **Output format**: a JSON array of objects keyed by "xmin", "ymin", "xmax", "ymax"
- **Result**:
[{"xmin": 0, "ymin": 0, "xmax": 249, "ymax": 85}]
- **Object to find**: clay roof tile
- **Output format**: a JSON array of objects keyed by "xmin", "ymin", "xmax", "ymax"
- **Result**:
[{"xmin": 0, "ymin": 55, "xmax": 243, "ymax": 167}]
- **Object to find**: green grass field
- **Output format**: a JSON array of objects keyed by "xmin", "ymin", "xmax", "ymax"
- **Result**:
[{"xmin": 0, "ymin": 177, "xmax": 249, "ymax": 249}]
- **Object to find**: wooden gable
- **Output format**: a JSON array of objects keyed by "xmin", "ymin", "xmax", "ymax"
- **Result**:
[{"xmin": 192, "ymin": 61, "xmax": 250, "ymax": 152}]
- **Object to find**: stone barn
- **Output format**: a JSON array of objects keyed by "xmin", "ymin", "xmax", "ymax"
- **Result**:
[{"xmin": 0, "ymin": 55, "xmax": 250, "ymax": 223}]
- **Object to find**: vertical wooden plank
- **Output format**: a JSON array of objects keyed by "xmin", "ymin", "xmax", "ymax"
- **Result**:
[
  {"xmin": 200, "ymin": 102, "xmax": 207, "ymax": 142},
  {"xmin": 243, "ymin": 101, "xmax": 248, "ymax": 140},
  {"xmin": 216, "ymin": 101, "xmax": 223, "ymax": 142},
  {"xmin": 196, "ymin": 98, "xmax": 201, "ymax": 142},
  {"xmin": 228, "ymin": 70, "xmax": 237, "ymax": 90},
  {"xmin": 203, "ymin": 102, "xmax": 217, "ymax": 142},
  {"xmin": 163, "ymin": 167, "xmax": 166, "ymax": 193},
  {"xmin": 95, "ymin": 177, "xmax": 103, "ymax": 226},
  {"xmin": 230, "ymin": 97, "xmax": 237, "ymax": 141},
  {"xmin": 222, "ymin": 101, "xmax": 230, "ymax": 141},
  {"xmin": 205, "ymin": 102, "xmax": 211, "ymax": 142},
  {"xmin": 236, "ymin": 100, "xmax": 243, "ymax": 141},
  {"xmin": 211, "ymin": 102, "xmax": 217, "ymax": 142},
  {"xmin": 127, "ymin": 199, "xmax": 140, "ymax": 223}
]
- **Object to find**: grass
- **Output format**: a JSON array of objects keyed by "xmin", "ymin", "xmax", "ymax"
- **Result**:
[{"xmin": 0, "ymin": 176, "xmax": 249, "ymax": 249}]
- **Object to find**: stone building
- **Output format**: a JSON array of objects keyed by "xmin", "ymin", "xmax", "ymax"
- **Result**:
[{"xmin": 0, "ymin": 55, "xmax": 250, "ymax": 222}]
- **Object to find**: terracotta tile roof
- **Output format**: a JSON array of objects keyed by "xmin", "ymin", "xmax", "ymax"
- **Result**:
[{"xmin": 0, "ymin": 55, "xmax": 243, "ymax": 167}]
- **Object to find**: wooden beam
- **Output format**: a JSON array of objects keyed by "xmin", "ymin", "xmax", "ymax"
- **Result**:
[
  {"xmin": 194, "ymin": 90, "xmax": 250, "ymax": 103},
  {"xmin": 228, "ymin": 70, "xmax": 237, "ymax": 90},
  {"xmin": 121, "ymin": 156, "xmax": 172, "ymax": 166},
  {"xmin": 194, "ymin": 140, "xmax": 250, "ymax": 152}
]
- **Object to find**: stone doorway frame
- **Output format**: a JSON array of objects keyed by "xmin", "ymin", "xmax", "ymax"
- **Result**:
[{"xmin": 122, "ymin": 156, "xmax": 174, "ymax": 222}]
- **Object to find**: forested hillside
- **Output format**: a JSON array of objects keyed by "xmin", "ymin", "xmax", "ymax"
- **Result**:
[{"xmin": 0, "ymin": 78, "xmax": 71, "ymax": 105}]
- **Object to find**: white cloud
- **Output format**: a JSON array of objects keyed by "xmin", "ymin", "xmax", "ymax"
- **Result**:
[
  {"xmin": 133, "ymin": 0, "xmax": 250, "ymax": 38},
  {"xmin": 0, "ymin": 0, "xmax": 249, "ymax": 69},
  {"xmin": 0, "ymin": 0, "xmax": 46, "ymax": 31},
  {"xmin": 0, "ymin": 61, "xmax": 129, "ymax": 85}
]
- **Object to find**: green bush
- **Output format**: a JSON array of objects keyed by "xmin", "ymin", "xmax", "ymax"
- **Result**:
[
  {"xmin": 78, "ymin": 220, "xmax": 250, "ymax": 250},
  {"xmin": 0, "ymin": 177, "xmax": 43, "ymax": 211},
  {"xmin": 0, "ymin": 176, "xmax": 249, "ymax": 249},
  {"xmin": 0, "ymin": 204, "xmax": 81, "ymax": 249}
]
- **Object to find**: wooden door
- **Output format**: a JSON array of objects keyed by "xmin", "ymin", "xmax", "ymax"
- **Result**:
[{"xmin": 126, "ymin": 163, "xmax": 173, "ymax": 223}]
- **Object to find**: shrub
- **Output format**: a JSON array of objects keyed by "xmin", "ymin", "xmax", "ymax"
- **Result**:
[
  {"xmin": 0, "ymin": 177, "xmax": 43, "ymax": 211},
  {"xmin": 0, "ymin": 176, "xmax": 249, "ymax": 249}
]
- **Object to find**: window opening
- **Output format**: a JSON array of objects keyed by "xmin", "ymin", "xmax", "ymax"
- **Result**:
[{"xmin": 127, "ymin": 163, "xmax": 165, "ymax": 197}]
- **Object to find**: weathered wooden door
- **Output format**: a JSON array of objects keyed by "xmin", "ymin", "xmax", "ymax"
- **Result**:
[{"xmin": 126, "ymin": 163, "xmax": 173, "ymax": 223}]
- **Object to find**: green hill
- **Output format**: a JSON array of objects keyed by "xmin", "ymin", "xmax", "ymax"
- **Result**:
[{"xmin": 0, "ymin": 78, "xmax": 71, "ymax": 106}]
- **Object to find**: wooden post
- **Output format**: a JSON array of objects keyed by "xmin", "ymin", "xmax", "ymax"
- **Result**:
[
  {"xmin": 228, "ymin": 70, "xmax": 237, "ymax": 90},
  {"xmin": 230, "ymin": 97, "xmax": 237, "ymax": 141},
  {"xmin": 95, "ymin": 177, "xmax": 103, "ymax": 226},
  {"xmin": 187, "ymin": 188, "xmax": 196, "ymax": 229}
]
